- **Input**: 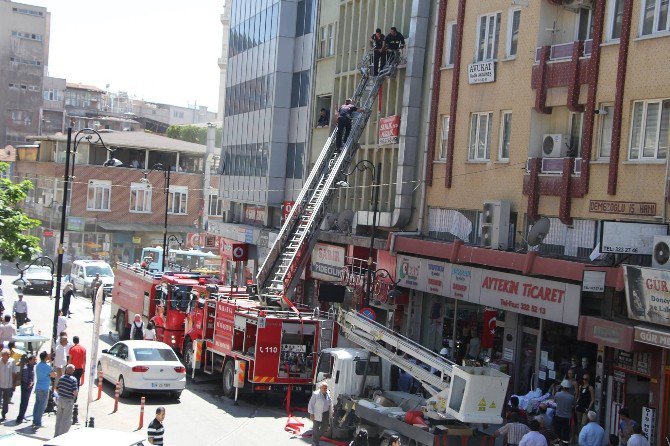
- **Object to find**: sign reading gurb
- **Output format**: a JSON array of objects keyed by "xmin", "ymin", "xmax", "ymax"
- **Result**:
[
  {"xmin": 379, "ymin": 115, "xmax": 400, "ymax": 145},
  {"xmin": 468, "ymin": 61, "xmax": 495, "ymax": 84},
  {"xmin": 310, "ymin": 243, "xmax": 345, "ymax": 281}
]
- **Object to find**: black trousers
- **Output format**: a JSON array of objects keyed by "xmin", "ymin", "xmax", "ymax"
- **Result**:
[
  {"xmin": 372, "ymin": 50, "xmax": 386, "ymax": 75},
  {"xmin": 553, "ymin": 415, "xmax": 571, "ymax": 443},
  {"xmin": 336, "ymin": 117, "xmax": 352, "ymax": 149},
  {"xmin": 17, "ymin": 384, "xmax": 32, "ymax": 421},
  {"xmin": 15, "ymin": 312, "xmax": 27, "ymax": 327}
]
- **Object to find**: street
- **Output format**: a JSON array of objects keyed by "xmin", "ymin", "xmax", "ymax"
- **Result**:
[{"xmin": 0, "ymin": 263, "xmax": 313, "ymax": 445}]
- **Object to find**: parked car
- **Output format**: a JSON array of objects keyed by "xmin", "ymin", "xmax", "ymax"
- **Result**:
[
  {"xmin": 13, "ymin": 265, "xmax": 53, "ymax": 295},
  {"xmin": 43, "ymin": 427, "xmax": 146, "ymax": 445},
  {"xmin": 71, "ymin": 260, "xmax": 114, "ymax": 299},
  {"xmin": 98, "ymin": 340, "xmax": 186, "ymax": 399}
]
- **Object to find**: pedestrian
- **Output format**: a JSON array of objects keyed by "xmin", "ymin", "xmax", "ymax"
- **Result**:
[
  {"xmin": 627, "ymin": 424, "xmax": 649, "ymax": 446},
  {"xmin": 54, "ymin": 364, "xmax": 78, "ymax": 437},
  {"xmin": 520, "ymin": 419, "xmax": 547, "ymax": 446},
  {"xmin": 466, "ymin": 328, "xmax": 481, "ymax": 360},
  {"xmin": 579, "ymin": 411, "xmax": 605, "ymax": 446},
  {"xmin": 0, "ymin": 349, "xmax": 17, "ymax": 422},
  {"xmin": 32, "ymin": 351, "xmax": 52, "ymax": 429},
  {"xmin": 383, "ymin": 26, "xmax": 405, "ymax": 60},
  {"xmin": 494, "ymin": 412, "xmax": 531, "ymax": 446},
  {"xmin": 144, "ymin": 321, "xmax": 156, "ymax": 341},
  {"xmin": 68, "ymin": 336, "xmax": 86, "ymax": 386},
  {"xmin": 538, "ymin": 403, "xmax": 553, "ymax": 430},
  {"xmin": 57, "ymin": 310, "xmax": 67, "ymax": 338},
  {"xmin": 576, "ymin": 374, "xmax": 595, "ymax": 430},
  {"xmin": 53, "ymin": 335, "xmax": 71, "ymax": 379},
  {"xmin": 506, "ymin": 396, "xmax": 527, "ymax": 421},
  {"xmin": 61, "ymin": 283, "xmax": 74, "ymax": 317},
  {"xmin": 618, "ymin": 408, "xmax": 637, "ymax": 446},
  {"xmin": 308, "ymin": 382, "xmax": 332, "ymax": 446},
  {"xmin": 609, "ymin": 435, "xmax": 620, "ymax": 446},
  {"xmin": 130, "ymin": 314, "xmax": 145, "ymax": 341},
  {"xmin": 553, "ymin": 379, "xmax": 576, "ymax": 446},
  {"xmin": 317, "ymin": 108, "xmax": 330, "ymax": 127},
  {"xmin": 370, "ymin": 28, "xmax": 386, "ymax": 75},
  {"xmin": 388, "ymin": 435, "xmax": 401, "ymax": 446},
  {"xmin": 535, "ymin": 415, "xmax": 558, "ymax": 445},
  {"xmin": 12, "ymin": 294, "xmax": 28, "ymax": 327},
  {"xmin": 0, "ymin": 315, "xmax": 16, "ymax": 348},
  {"xmin": 335, "ymin": 99, "xmax": 358, "ymax": 150},
  {"xmin": 147, "ymin": 406, "xmax": 166, "ymax": 445},
  {"xmin": 91, "ymin": 273, "xmax": 103, "ymax": 301},
  {"xmin": 350, "ymin": 429, "xmax": 369, "ymax": 446},
  {"xmin": 16, "ymin": 354, "xmax": 36, "ymax": 423}
]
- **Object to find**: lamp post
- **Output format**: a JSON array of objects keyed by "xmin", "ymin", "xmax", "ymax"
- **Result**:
[
  {"xmin": 53, "ymin": 128, "xmax": 117, "ymax": 345},
  {"xmin": 15, "ymin": 256, "xmax": 55, "ymax": 338},
  {"xmin": 336, "ymin": 160, "xmax": 381, "ymax": 307},
  {"xmin": 140, "ymin": 164, "xmax": 171, "ymax": 271}
]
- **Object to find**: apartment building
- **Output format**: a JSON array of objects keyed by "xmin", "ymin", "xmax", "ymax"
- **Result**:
[
  {"xmin": 41, "ymin": 76, "xmax": 66, "ymax": 134},
  {"xmin": 0, "ymin": 0, "xmax": 50, "ymax": 147},
  {"xmin": 382, "ymin": 0, "xmax": 670, "ymax": 441}
]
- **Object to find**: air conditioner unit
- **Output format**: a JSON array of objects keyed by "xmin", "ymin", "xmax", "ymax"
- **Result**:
[
  {"xmin": 652, "ymin": 236, "xmax": 670, "ymax": 270},
  {"xmin": 481, "ymin": 201, "xmax": 511, "ymax": 250},
  {"xmin": 542, "ymin": 134, "xmax": 569, "ymax": 158}
]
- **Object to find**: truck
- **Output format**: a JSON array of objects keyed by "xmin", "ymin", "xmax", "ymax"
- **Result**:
[
  {"xmin": 183, "ymin": 283, "xmax": 336, "ymax": 398},
  {"xmin": 110, "ymin": 263, "xmax": 212, "ymax": 353}
]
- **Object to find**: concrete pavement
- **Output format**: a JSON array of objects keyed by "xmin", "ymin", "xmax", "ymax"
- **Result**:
[{"xmin": 0, "ymin": 264, "xmax": 314, "ymax": 445}]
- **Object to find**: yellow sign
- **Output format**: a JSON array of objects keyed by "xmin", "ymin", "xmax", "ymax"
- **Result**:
[
  {"xmin": 490, "ymin": 401, "xmax": 496, "ymax": 409},
  {"xmin": 132, "ymin": 237, "xmax": 142, "ymax": 244},
  {"xmin": 478, "ymin": 398, "xmax": 487, "ymax": 411}
]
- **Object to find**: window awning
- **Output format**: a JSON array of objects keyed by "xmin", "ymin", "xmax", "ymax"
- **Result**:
[{"xmin": 96, "ymin": 222, "xmax": 196, "ymax": 234}]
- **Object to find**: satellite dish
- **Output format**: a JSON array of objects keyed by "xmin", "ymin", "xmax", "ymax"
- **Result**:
[{"xmin": 527, "ymin": 217, "xmax": 551, "ymax": 247}]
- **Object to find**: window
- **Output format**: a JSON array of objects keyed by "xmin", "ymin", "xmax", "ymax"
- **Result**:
[
  {"xmin": 443, "ymin": 22, "xmax": 457, "ymax": 66},
  {"xmin": 507, "ymin": 9, "xmax": 521, "ymax": 58},
  {"xmin": 598, "ymin": 105, "xmax": 614, "ymax": 158},
  {"xmin": 87, "ymin": 180, "xmax": 111, "ymax": 211},
  {"xmin": 576, "ymin": 7, "xmax": 594, "ymax": 41},
  {"xmin": 641, "ymin": 0, "xmax": 670, "ymax": 35},
  {"xmin": 291, "ymin": 70, "xmax": 310, "ymax": 108},
  {"xmin": 208, "ymin": 192, "xmax": 223, "ymax": 216},
  {"xmin": 10, "ymin": 110, "xmax": 32, "ymax": 126},
  {"xmin": 11, "ymin": 31, "xmax": 43, "ymax": 41},
  {"xmin": 468, "ymin": 112, "xmax": 493, "ymax": 161},
  {"xmin": 9, "ymin": 57, "xmax": 41, "ymax": 67},
  {"xmin": 629, "ymin": 99, "xmax": 670, "ymax": 160},
  {"xmin": 286, "ymin": 143, "xmax": 304, "ymax": 179},
  {"xmin": 319, "ymin": 23, "xmax": 336, "ymax": 58},
  {"xmin": 129, "ymin": 182, "xmax": 152, "ymax": 213},
  {"xmin": 608, "ymin": 0, "xmax": 625, "ymax": 40},
  {"xmin": 168, "ymin": 185, "xmax": 188, "ymax": 214},
  {"xmin": 499, "ymin": 111, "xmax": 512, "ymax": 161},
  {"xmin": 43, "ymin": 89, "xmax": 63, "ymax": 101},
  {"xmin": 476, "ymin": 12, "xmax": 501, "ymax": 62},
  {"xmin": 569, "ymin": 112, "xmax": 584, "ymax": 157},
  {"xmin": 12, "ymin": 7, "xmax": 43, "ymax": 16},
  {"xmin": 172, "ymin": 110, "xmax": 184, "ymax": 119},
  {"xmin": 437, "ymin": 116, "xmax": 450, "ymax": 160}
]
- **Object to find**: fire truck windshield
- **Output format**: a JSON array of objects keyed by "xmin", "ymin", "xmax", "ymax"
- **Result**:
[{"xmin": 170, "ymin": 285, "xmax": 191, "ymax": 311}]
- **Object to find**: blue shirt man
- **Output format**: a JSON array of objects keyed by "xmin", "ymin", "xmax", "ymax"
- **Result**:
[
  {"xmin": 35, "ymin": 357, "xmax": 52, "ymax": 391},
  {"xmin": 579, "ymin": 411, "xmax": 606, "ymax": 446}
]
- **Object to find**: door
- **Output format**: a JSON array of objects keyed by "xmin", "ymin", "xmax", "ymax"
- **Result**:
[{"xmin": 103, "ymin": 343, "xmax": 123, "ymax": 380}]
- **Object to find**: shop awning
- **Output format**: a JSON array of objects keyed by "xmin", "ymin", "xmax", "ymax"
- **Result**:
[{"xmin": 96, "ymin": 222, "xmax": 196, "ymax": 234}]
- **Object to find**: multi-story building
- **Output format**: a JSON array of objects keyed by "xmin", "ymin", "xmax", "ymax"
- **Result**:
[
  {"xmin": 41, "ymin": 76, "xmax": 66, "ymax": 134},
  {"xmin": 0, "ymin": 0, "xmax": 50, "ymax": 147}
]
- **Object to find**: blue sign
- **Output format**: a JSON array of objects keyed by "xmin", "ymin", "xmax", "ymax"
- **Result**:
[{"xmin": 359, "ymin": 307, "xmax": 376, "ymax": 321}]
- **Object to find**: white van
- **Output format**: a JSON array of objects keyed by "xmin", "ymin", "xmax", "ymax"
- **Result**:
[{"xmin": 71, "ymin": 260, "xmax": 115, "ymax": 299}]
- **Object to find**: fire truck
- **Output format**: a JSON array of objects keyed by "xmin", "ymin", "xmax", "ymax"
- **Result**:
[
  {"xmin": 183, "ymin": 283, "xmax": 335, "ymax": 397},
  {"xmin": 111, "ymin": 263, "xmax": 210, "ymax": 353}
]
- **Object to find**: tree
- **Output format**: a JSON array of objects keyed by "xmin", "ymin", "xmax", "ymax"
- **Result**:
[
  {"xmin": 165, "ymin": 124, "xmax": 222, "ymax": 147},
  {"xmin": 0, "ymin": 162, "xmax": 41, "ymax": 261}
]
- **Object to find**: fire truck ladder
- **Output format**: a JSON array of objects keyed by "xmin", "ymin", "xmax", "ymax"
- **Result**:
[{"xmin": 256, "ymin": 49, "xmax": 401, "ymax": 307}]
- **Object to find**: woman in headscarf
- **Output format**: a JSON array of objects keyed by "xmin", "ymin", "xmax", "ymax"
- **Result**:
[{"xmin": 62, "ymin": 283, "xmax": 74, "ymax": 318}]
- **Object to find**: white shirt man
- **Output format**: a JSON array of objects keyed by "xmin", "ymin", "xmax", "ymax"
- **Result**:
[
  {"xmin": 308, "ymin": 383, "xmax": 332, "ymax": 446},
  {"xmin": 519, "ymin": 421, "xmax": 548, "ymax": 446},
  {"xmin": 627, "ymin": 427, "xmax": 650, "ymax": 446},
  {"xmin": 53, "ymin": 336, "xmax": 72, "ymax": 378},
  {"xmin": 0, "ymin": 316, "xmax": 16, "ymax": 346}
]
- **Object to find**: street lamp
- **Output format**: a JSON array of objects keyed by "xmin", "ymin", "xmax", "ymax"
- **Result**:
[
  {"xmin": 140, "ymin": 163, "xmax": 171, "ymax": 271},
  {"xmin": 15, "ymin": 256, "xmax": 55, "ymax": 339},
  {"xmin": 336, "ymin": 160, "xmax": 381, "ymax": 307}
]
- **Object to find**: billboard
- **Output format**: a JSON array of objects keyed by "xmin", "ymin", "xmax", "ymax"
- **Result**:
[
  {"xmin": 378, "ymin": 115, "xmax": 400, "ymax": 145},
  {"xmin": 310, "ymin": 243, "xmax": 345, "ymax": 282},
  {"xmin": 623, "ymin": 265, "xmax": 670, "ymax": 327}
]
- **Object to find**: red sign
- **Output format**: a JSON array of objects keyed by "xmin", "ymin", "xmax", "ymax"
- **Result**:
[
  {"xmin": 481, "ymin": 309, "xmax": 497, "ymax": 349},
  {"xmin": 43, "ymin": 230, "xmax": 54, "ymax": 237},
  {"xmin": 282, "ymin": 201, "xmax": 294, "ymax": 223},
  {"xmin": 244, "ymin": 205, "xmax": 266, "ymax": 225},
  {"xmin": 379, "ymin": 115, "xmax": 400, "ymax": 145},
  {"xmin": 186, "ymin": 232, "xmax": 201, "ymax": 249},
  {"xmin": 232, "ymin": 244, "xmax": 248, "ymax": 262}
]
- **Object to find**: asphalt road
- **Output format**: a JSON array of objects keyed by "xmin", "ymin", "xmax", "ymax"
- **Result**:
[{"xmin": 0, "ymin": 262, "xmax": 315, "ymax": 445}]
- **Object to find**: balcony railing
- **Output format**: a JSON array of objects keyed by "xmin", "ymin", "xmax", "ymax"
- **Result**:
[
  {"xmin": 527, "ymin": 157, "xmax": 582, "ymax": 175},
  {"xmin": 534, "ymin": 40, "xmax": 592, "ymax": 63}
]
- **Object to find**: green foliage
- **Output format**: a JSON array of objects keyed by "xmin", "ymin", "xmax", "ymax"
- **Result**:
[
  {"xmin": 165, "ymin": 125, "xmax": 223, "ymax": 147},
  {"xmin": 0, "ymin": 162, "xmax": 42, "ymax": 262}
]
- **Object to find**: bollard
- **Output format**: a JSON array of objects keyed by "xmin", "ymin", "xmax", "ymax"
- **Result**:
[
  {"xmin": 113, "ymin": 380, "xmax": 120, "ymax": 413},
  {"xmin": 96, "ymin": 370, "xmax": 103, "ymax": 400},
  {"xmin": 137, "ymin": 396, "xmax": 146, "ymax": 429},
  {"xmin": 86, "ymin": 417, "xmax": 95, "ymax": 428},
  {"xmin": 72, "ymin": 403, "xmax": 79, "ymax": 425}
]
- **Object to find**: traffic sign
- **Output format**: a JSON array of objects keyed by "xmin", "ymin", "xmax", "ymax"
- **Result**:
[{"xmin": 359, "ymin": 307, "xmax": 376, "ymax": 321}]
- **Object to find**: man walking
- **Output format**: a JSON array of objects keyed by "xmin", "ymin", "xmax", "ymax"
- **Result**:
[
  {"xmin": 16, "ymin": 354, "xmax": 36, "ymax": 423},
  {"xmin": 91, "ymin": 273, "xmax": 103, "ymax": 302},
  {"xmin": 370, "ymin": 28, "xmax": 386, "ymax": 75},
  {"xmin": 494, "ymin": 412, "xmax": 530, "ymax": 446},
  {"xmin": 519, "ymin": 420, "xmax": 547, "ymax": 446},
  {"xmin": 53, "ymin": 335, "xmax": 71, "ymax": 379},
  {"xmin": 61, "ymin": 283, "xmax": 73, "ymax": 317},
  {"xmin": 0, "ymin": 315, "xmax": 16, "ymax": 347},
  {"xmin": 335, "ymin": 99, "xmax": 358, "ymax": 150},
  {"xmin": 0, "ymin": 349, "xmax": 17, "ymax": 422},
  {"xmin": 618, "ymin": 408, "xmax": 637, "ymax": 446},
  {"xmin": 54, "ymin": 364, "xmax": 78, "ymax": 437},
  {"xmin": 579, "ymin": 411, "xmax": 605, "ymax": 446},
  {"xmin": 32, "ymin": 351, "xmax": 51, "ymax": 429},
  {"xmin": 308, "ymin": 382, "xmax": 332, "ymax": 446},
  {"xmin": 68, "ymin": 336, "xmax": 86, "ymax": 386},
  {"xmin": 12, "ymin": 294, "xmax": 28, "ymax": 327},
  {"xmin": 148, "ymin": 406, "xmax": 166, "ymax": 445},
  {"xmin": 554, "ymin": 379, "xmax": 576, "ymax": 446}
]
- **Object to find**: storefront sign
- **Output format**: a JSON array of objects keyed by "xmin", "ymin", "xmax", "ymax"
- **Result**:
[
  {"xmin": 634, "ymin": 326, "xmax": 670, "ymax": 349},
  {"xmin": 379, "ymin": 115, "xmax": 401, "ymax": 145},
  {"xmin": 132, "ymin": 236, "xmax": 141, "ymax": 244},
  {"xmin": 641, "ymin": 407, "xmax": 656, "ymax": 446},
  {"xmin": 66, "ymin": 216, "xmax": 85, "ymax": 232},
  {"xmin": 468, "ymin": 61, "xmax": 495, "ymax": 84},
  {"xmin": 582, "ymin": 270, "xmax": 606, "ymax": 292},
  {"xmin": 450, "ymin": 266, "xmax": 473, "ymax": 300},
  {"xmin": 281, "ymin": 201, "xmax": 294, "ymax": 224},
  {"xmin": 43, "ymin": 230, "xmax": 54, "ymax": 237},
  {"xmin": 397, "ymin": 255, "xmax": 422, "ymax": 289},
  {"xmin": 258, "ymin": 229, "xmax": 269, "ymax": 249},
  {"xmin": 615, "ymin": 350, "xmax": 651, "ymax": 376},
  {"xmin": 623, "ymin": 265, "xmax": 670, "ymax": 327},
  {"xmin": 359, "ymin": 307, "xmax": 376, "ymax": 321},
  {"xmin": 425, "ymin": 259, "xmax": 450, "ymax": 295},
  {"xmin": 578, "ymin": 316, "xmax": 636, "ymax": 350},
  {"xmin": 600, "ymin": 221, "xmax": 667, "ymax": 255},
  {"xmin": 589, "ymin": 200, "xmax": 657, "ymax": 216},
  {"xmin": 311, "ymin": 243, "xmax": 345, "ymax": 282}
]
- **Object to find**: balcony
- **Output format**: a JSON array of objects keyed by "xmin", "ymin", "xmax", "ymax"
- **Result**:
[
  {"xmin": 534, "ymin": 40, "xmax": 592, "ymax": 63},
  {"xmin": 527, "ymin": 157, "xmax": 582, "ymax": 175}
]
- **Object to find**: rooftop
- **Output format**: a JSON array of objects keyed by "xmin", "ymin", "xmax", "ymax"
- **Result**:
[{"xmin": 66, "ymin": 82, "xmax": 106, "ymax": 93}]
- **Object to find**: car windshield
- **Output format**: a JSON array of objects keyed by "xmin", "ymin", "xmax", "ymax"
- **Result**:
[
  {"xmin": 133, "ymin": 348, "xmax": 178, "ymax": 362},
  {"xmin": 86, "ymin": 265, "xmax": 113, "ymax": 277}
]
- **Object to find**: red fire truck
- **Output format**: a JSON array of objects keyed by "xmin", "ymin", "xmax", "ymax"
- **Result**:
[
  {"xmin": 111, "ymin": 263, "xmax": 210, "ymax": 354},
  {"xmin": 183, "ymin": 284, "xmax": 336, "ymax": 397}
]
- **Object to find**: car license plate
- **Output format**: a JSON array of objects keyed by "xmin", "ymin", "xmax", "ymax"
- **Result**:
[{"xmin": 151, "ymin": 383, "xmax": 171, "ymax": 388}]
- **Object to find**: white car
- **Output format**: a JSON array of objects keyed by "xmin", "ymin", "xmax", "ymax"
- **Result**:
[
  {"xmin": 43, "ymin": 427, "xmax": 146, "ymax": 445},
  {"xmin": 98, "ymin": 340, "xmax": 186, "ymax": 399}
]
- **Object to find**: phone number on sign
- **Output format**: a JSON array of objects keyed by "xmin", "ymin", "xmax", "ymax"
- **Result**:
[{"xmin": 601, "ymin": 246, "xmax": 639, "ymax": 254}]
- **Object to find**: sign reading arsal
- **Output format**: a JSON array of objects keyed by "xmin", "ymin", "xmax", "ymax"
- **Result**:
[
  {"xmin": 623, "ymin": 265, "xmax": 670, "ymax": 327},
  {"xmin": 310, "ymin": 243, "xmax": 345, "ymax": 281},
  {"xmin": 379, "ymin": 115, "xmax": 400, "ymax": 145},
  {"xmin": 589, "ymin": 200, "xmax": 657, "ymax": 216},
  {"xmin": 468, "ymin": 61, "xmax": 495, "ymax": 84}
]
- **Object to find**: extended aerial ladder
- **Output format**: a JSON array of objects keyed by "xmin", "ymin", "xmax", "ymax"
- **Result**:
[{"xmin": 256, "ymin": 49, "xmax": 402, "ymax": 307}]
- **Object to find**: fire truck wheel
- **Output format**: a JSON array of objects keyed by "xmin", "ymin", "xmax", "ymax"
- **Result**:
[
  {"xmin": 183, "ymin": 340, "xmax": 194, "ymax": 374},
  {"xmin": 118, "ymin": 375, "xmax": 128, "ymax": 398},
  {"xmin": 222, "ymin": 359, "xmax": 235, "ymax": 398}
]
